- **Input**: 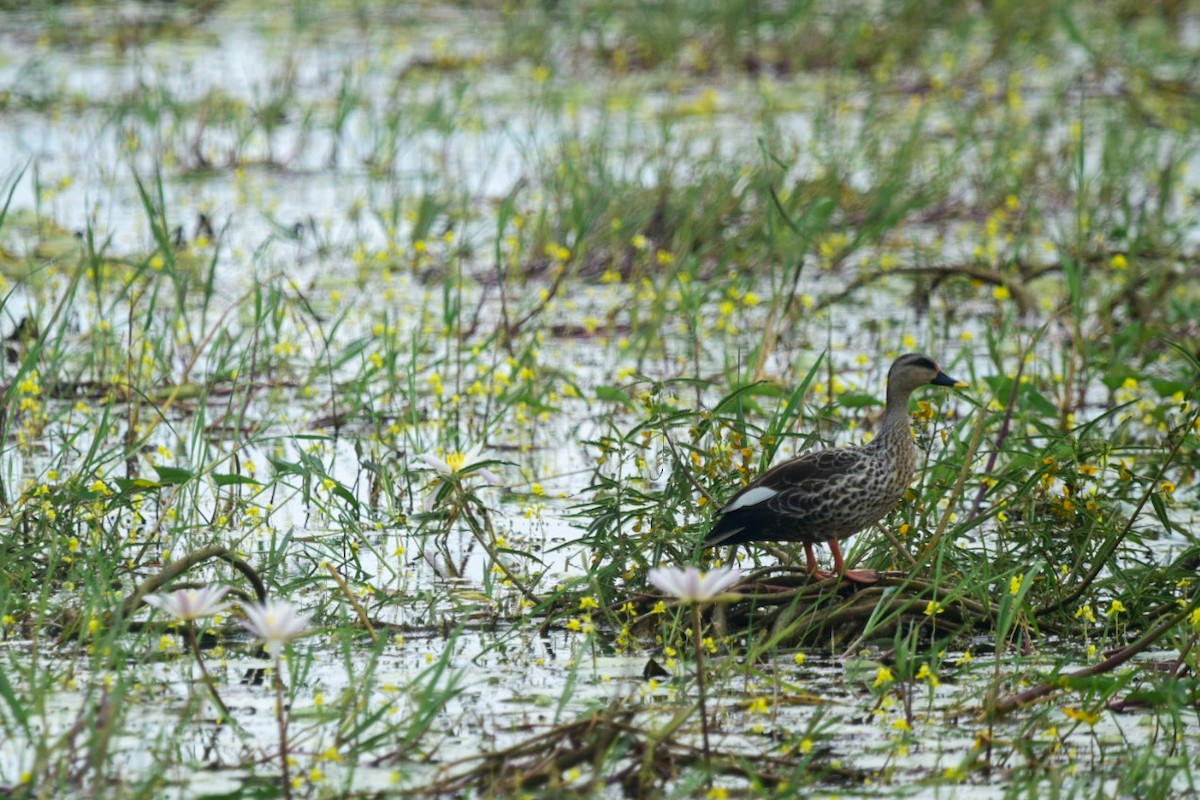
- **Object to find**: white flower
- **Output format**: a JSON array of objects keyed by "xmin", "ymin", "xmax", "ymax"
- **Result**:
[
  {"xmin": 415, "ymin": 445, "xmax": 501, "ymax": 485},
  {"xmin": 144, "ymin": 586, "xmax": 231, "ymax": 622},
  {"xmin": 241, "ymin": 598, "xmax": 313, "ymax": 657},
  {"xmin": 648, "ymin": 566, "xmax": 743, "ymax": 603}
]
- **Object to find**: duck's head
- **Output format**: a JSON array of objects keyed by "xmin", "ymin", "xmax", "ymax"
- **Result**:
[{"xmin": 888, "ymin": 353, "xmax": 967, "ymax": 394}]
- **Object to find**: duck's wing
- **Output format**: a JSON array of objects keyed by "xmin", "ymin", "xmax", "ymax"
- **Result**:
[
  {"xmin": 703, "ymin": 447, "xmax": 866, "ymax": 547},
  {"xmin": 746, "ymin": 448, "xmax": 863, "ymax": 494}
]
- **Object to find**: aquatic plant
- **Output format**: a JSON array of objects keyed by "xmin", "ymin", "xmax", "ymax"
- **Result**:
[
  {"xmin": 242, "ymin": 599, "xmax": 313, "ymax": 799},
  {"xmin": 144, "ymin": 586, "xmax": 233, "ymax": 718},
  {"xmin": 0, "ymin": 1, "xmax": 1198, "ymax": 797},
  {"xmin": 648, "ymin": 565, "xmax": 742, "ymax": 767}
]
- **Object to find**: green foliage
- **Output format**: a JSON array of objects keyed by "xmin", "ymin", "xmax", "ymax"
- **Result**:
[{"xmin": 0, "ymin": 0, "xmax": 1199, "ymax": 797}]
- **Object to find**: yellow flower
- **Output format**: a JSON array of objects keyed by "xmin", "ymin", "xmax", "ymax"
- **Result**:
[
  {"xmin": 923, "ymin": 600, "xmax": 945, "ymax": 616},
  {"xmin": 580, "ymin": 596, "xmax": 600, "ymax": 610},
  {"xmin": 892, "ymin": 718, "xmax": 912, "ymax": 732},
  {"xmin": 993, "ymin": 285, "xmax": 1010, "ymax": 301},
  {"xmin": 1074, "ymin": 604, "xmax": 1096, "ymax": 623},
  {"xmin": 916, "ymin": 663, "xmax": 940, "ymax": 688},
  {"xmin": 873, "ymin": 666, "xmax": 895, "ymax": 688},
  {"xmin": 746, "ymin": 696, "xmax": 771, "ymax": 714},
  {"xmin": 1107, "ymin": 599, "xmax": 1126, "ymax": 616},
  {"xmin": 1063, "ymin": 706, "xmax": 1101, "ymax": 725},
  {"xmin": 793, "ymin": 652, "xmax": 807, "ymax": 665},
  {"xmin": 1110, "ymin": 253, "xmax": 1128, "ymax": 269},
  {"xmin": 1009, "ymin": 575, "xmax": 1022, "ymax": 595}
]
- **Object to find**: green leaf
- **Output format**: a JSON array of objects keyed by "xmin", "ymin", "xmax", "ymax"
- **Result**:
[
  {"xmin": 0, "ymin": 663, "xmax": 29, "ymax": 734},
  {"xmin": 112, "ymin": 478, "xmax": 166, "ymax": 493},
  {"xmin": 1150, "ymin": 379, "xmax": 1191, "ymax": 398},
  {"xmin": 269, "ymin": 457, "xmax": 304, "ymax": 476},
  {"xmin": 329, "ymin": 483, "xmax": 360, "ymax": 511},
  {"xmin": 1100, "ymin": 368, "xmax": 1141, "ymax": 391},
  {"xmin": 1150, "ymin": 492, "xmax": 1172, "ymax": 531},
  {"xmin": 595, "ymin": 385, "xmax": 635, "ymax": 408},
  {"xmin": 837, "ymin": 391, "xmax": 881, "ymax": 409},
  {"xmin": 213, "ymin": 473, "xmax": 261, "ymax": 487},
  {"xmin": 1024, "ymin": 389, "xmax": 1058, "ymax": 417},
  {"xmin": 152, "ymin": 465, "xmax": 194, "ymax": 485}
]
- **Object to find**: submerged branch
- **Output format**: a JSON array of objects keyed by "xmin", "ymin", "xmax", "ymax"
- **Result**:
[
  {"xmin": 122, "ymin": 546, "xmax": 267, "ymax": 620},
  {"xmin": 989, "ymin": 586, "xmax": 1200, "ymax": 717}
]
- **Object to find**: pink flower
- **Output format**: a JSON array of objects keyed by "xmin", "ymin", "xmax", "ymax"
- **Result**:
[
  {"xmin": 144, "ymin": 586, "xmax": 230, "ymax": 621},
  {"xmin": 648, "ymin": 566, "xmax": 743, "ymax": 603},
  {"xmin": 241, "ymin": 599, "xmax": 313, "ymax": 656}
]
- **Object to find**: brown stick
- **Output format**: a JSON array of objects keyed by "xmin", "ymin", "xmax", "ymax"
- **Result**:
[
  {"xmin": 121, "ymin": 544, "xmax": 268, "ymax": 618},
  {"xmin": 989, "ymin": 589, "xmax": 1198, "ymax": 716},
  {"xmin": 325, "ymin": 562, "xmax": 378, "ymax": 644}
]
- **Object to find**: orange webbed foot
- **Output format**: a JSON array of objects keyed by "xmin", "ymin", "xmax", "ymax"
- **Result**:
[{"xmin": 838, "ymin": 568, "xmax": 880, "ymax": 585}]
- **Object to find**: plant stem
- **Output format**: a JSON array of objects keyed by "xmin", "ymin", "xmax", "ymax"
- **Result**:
[
  {"xmin": 186, "ymin": 623, "xmax": 231, "ymax": 721},
  {"xmin": 692, "ymin": 603, "xmax": 711, "ymax": 770},
  {"xmin": 274, "ymin": 654, "xmax": 293, "ymax": 800}
]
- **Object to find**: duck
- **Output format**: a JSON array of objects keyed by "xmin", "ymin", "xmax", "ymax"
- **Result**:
[{"xmin": 703, "ymin": 353, "xmax": 966, "ymax": 584}]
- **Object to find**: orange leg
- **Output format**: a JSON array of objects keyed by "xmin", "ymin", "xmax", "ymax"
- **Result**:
[
  {"xmin": 802, "ymin": 542, "xmax": 824, "ymax": 577},
  {"xmin": 827, "ymin": 539, "xmax": 879, "ymax": 584},
  {"xmin": 804, "ymin": 540, "xmax": 879, "ymax": 584},
  {"xmin": 803, "ymin": 541, "xmax": 837, "ymax": 581}
]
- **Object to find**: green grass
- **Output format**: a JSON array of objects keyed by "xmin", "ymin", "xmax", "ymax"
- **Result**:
[{"xmin": 1, "ymin": 0, "xmax": 1199, "ymax": 797}]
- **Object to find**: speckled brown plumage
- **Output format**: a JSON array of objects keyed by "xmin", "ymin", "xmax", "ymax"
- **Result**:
[{"xmin": 703, "ymin": 353, "xmax": 965, "ymax": 583}]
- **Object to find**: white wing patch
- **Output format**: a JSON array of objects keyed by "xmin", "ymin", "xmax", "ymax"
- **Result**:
[{"xmin": 721, "ymin": 485, "xmax": 778, "ymax": 513}]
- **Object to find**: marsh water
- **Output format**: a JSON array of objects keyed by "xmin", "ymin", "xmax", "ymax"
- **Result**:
[{"xmin": 2, "ymin": 3, "xmax": 1199, "ymax": 798}]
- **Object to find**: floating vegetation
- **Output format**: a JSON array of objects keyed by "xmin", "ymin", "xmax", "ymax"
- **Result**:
[{"xmin": 1, "ymin": 1, "xmax": 1199, "ymax": 797}]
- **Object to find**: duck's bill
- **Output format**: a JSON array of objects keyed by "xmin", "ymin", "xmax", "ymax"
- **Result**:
[{"xmin": 932, "ymin": 372, "xmax": 968, "ymax": 388}]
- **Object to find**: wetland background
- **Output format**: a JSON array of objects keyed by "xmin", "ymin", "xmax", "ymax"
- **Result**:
[{"xmin": 1, "ymin": 1, "xmax": 1200, "ymax": 797}]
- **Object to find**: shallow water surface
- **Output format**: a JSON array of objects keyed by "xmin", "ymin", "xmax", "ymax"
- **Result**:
[{"xmin": 2, "ymin": 2, "xmax": 1199, "ymax": 797}]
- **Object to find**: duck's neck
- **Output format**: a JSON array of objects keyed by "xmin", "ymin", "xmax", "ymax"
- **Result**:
[{"xmin": 877, "ymin": 384, "xmax": 915, "ymax": 443}]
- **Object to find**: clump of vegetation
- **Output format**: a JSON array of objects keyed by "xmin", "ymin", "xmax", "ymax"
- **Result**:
[{"xmin": 1, "ymin": 0, "xmax": 1199, "ymax": 797}]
